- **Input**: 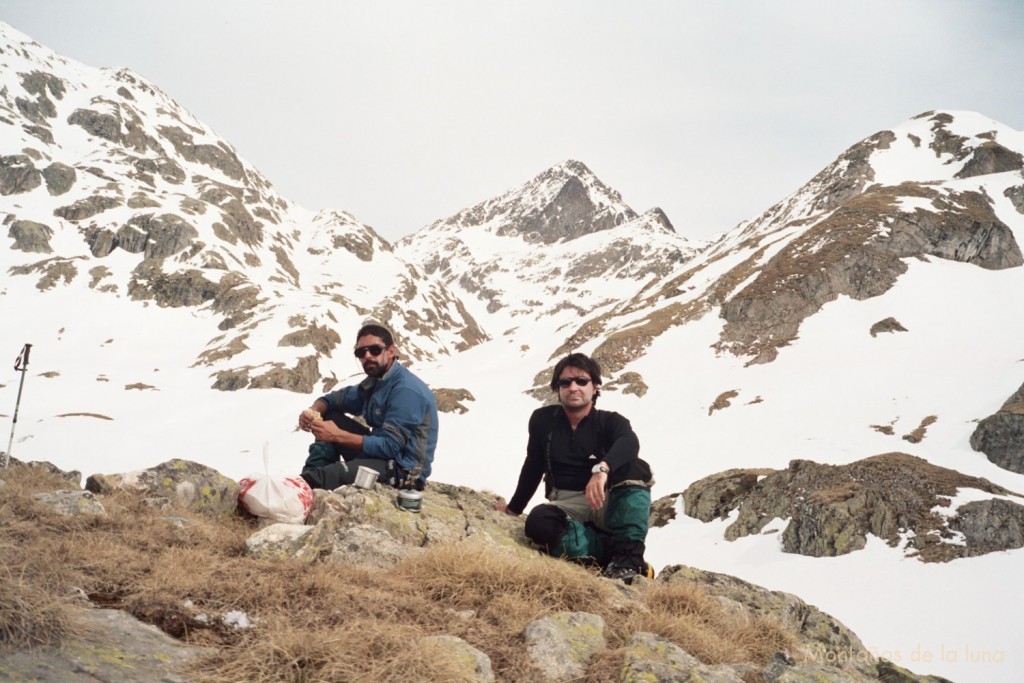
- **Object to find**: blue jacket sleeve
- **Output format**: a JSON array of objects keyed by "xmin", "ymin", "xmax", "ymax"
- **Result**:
[
  {"xmin": 360, "ymin": 386, "xmax": 430, "ymax": 464},
  {"xmin": 320, "ymin": 384, "xmax": 363, "ymax": 415}
]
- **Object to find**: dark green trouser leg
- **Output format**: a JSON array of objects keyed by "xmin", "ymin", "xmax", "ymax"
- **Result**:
[
  {"xmin": 551, "ymin": 518, "xmax": 606, "ymax": 565},
  {"xmin": 605, "ymin": 486, "xmax": 651, "ymax": 543},
  {"xmin": 301, "ymin": 412, "xmax": 371, "ymax": 473},
  {"xmin": 525, "ymin": 504, "xmax": 606, "ymax": 565},
  {"xmin": 603, "ymin": 486, "xmax": 651, "ymax": 568},
  {"xmin": 303, "ymin": 441, "xmax": 340, "ymax": 472}
]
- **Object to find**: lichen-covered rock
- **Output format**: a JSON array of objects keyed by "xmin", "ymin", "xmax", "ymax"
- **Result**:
[
  {"xmin": 8, "ymin": 219, "xmax": 54, "ymax": 253},
  {"xmin": 0, "ymin": 607, "xmax": 209, "ymax": 683},
  {"xmin": 659, "ymin": 565, "xmax": 877, "ymax": 680},
  {"xmin": 620, "ymin": 631, "xmax": 701, "ymax": 683},
  {"xmin": 308, "ymin": 481, "xmax": 531, "ymax": 554},
  {"xmin": 85, "ymin": 459, "xmax": 240, "ymax": 516},
  {"xmin": 523, "ymin": 611, "xmax": 606, "ymax": 682},
  {"xmin": 422, "ymin": 635, "xmax": 495, "ymax": 683},
  {"xmin": 32, "ymin": 490, "xmax": 106, "ymax": 517},
  {"xmin": 243, "ymin": 522, "xmax": 333, "ymax": 563},
  {"xmin": 3, "ymin": 456, "xmax": 82, "ymax": 487},
  {"xmin": 245, "ymin": 481, "xmax": 533, "ymax": 568},
  {"xmin": 875, "ymin": 657, "xmax": 955, "ymax": 682}
]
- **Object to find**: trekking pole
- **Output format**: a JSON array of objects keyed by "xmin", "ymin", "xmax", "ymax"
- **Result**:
[{"xmin": 3, "ymin": 343, "xmax": 32, "ymax": 469}]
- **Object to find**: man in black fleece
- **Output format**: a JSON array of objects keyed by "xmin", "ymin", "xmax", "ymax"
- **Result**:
[{"xmin": 495, "ymin": 352, "xmax": 655, "ymax": 583}]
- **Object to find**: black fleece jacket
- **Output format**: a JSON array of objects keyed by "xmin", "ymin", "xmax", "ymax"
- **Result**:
[{"xmin": 507, "ymin": 404, "xmax": 650, "ymax": 514}]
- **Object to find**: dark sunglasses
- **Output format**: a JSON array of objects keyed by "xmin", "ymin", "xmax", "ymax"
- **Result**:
[
  {"xmin": 556, "ymin": 377, "xmax": 592, "ymax": 388},
  {"xmin": 354, "ymin": 344, "xmax": 386, "ymax": 359}
]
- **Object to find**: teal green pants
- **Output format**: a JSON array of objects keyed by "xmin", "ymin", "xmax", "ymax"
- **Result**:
[{"xmin": 549, "ymin": 486, "xmax": 650, "ymax": 564}]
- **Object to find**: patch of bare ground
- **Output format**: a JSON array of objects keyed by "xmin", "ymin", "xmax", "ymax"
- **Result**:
[
  {"xmin": 276, "ymin": 321, "xmax": 341, "ymax": 356},
  {"xmin": 56, "ymin": 413, "xmax": 113, "ymax": 420},
  {"xmin": 39, "ymin": 371, "xmax": 60, "ymax": 378},
  {"xmin": 592, "ymin": 299, "xmax": 710, "ymax": 375},
  {"xmin": 193, "ymin": 333, "xmax": 250, "ymax": 366},
  {"xmin": 902, "ymin": 415, "xmax": 938, "ymax": 443},
  {"xmin": 0, "ymin": 465, "xmax": 800, "ymax": 683},
  {"xmin": 124, "ymin": 383, "xmax": 157, "ymax": 391},
  {"xmin": 869, "ymin": 317, "xmax": 908, "ymax": 337},
  {"xmin": 605, "ymin": 371, "xmax": 648, "ymax": 397},
  {"xmin": 434, "ymin": 388, "xmax": 475, "ymax": 414},
  {"xmin": 869, "ymin": 422, "xmax": 896, "ymax": 435},
  {"xmin": 709, "ymin": 390, "xmax": 739, "ymax": 415}
]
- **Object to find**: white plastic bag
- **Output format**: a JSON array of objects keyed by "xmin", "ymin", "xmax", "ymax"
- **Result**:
[{"xmin": 238, "ymin": 443, "xmax": 314, "ymax": 524}]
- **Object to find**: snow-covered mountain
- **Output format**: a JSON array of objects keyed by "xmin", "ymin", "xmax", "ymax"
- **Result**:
[
  {"xmin": 0, "ymin": 20, "xmax": 484, "ymax": 388},
  {"xmin": 396, "ymin": 159, "xmax": 699, "ymax": 359},
  {"xmin": 3, "ymin": 21, "xmax": 1024, "ymax": 682}
]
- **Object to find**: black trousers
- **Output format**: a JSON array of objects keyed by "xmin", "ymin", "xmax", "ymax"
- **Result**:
[{"xmin": 300, "ymin": 412, "xmax": 386, "ymax": 490}]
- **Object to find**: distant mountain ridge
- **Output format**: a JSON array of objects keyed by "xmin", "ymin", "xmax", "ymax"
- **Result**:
[{"xmin": 0, "ymin": 21, "xmax": 485, "ymax": 393}]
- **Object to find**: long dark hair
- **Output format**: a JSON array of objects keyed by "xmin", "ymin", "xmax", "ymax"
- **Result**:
[{"xmin": 549, "ymin": 352, "xmax": 602, "ymax": 403}]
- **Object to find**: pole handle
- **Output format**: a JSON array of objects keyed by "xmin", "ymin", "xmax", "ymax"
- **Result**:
[{"xmin": 14, "ymin": 343, "xmax": 31, "ymax": 371}]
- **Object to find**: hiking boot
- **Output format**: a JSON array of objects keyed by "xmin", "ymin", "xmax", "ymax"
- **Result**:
[{"xmin": 602, "ymin": 560, "xmax": 655, "ymax": 584}]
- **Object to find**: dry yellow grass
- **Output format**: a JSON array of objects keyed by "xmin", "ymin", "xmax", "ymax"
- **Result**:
[{"xmin": 0, "ymin": 463, "xmax": 796, "ymax": 682}]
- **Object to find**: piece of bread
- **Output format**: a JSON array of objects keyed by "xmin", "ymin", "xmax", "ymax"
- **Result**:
[{"xmin": 303, "ymin": 408, "xmax": 322, "ymax": 421}]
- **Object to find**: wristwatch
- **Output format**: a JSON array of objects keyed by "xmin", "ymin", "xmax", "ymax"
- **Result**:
[{"xmin": 591, "ymin": 462, "xmax": 609, "ymax": 474}]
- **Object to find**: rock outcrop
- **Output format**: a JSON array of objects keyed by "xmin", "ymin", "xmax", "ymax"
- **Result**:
[
  {"xmin": 85, "ymin": 458, "xmax": 240, "ymax": 516},
  {"xmin": 970, "ymin": 380, "xmax": 1024, "ymax": 474},
  {"xmin": 682, "ymin": 453, "xmax": 1024, "ymax": 562},
  {"xmin": 0, "ymin": 608, "xmax": 210, "ymax": 683},
  {"xmin": 1, "ymin": 457, "xmax": 949, "ymax": 683}
]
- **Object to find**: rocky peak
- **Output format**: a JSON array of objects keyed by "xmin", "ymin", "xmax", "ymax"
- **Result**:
[{"xmin": 411, "ymin": 159, "xmax": 638, "ymax": 246}]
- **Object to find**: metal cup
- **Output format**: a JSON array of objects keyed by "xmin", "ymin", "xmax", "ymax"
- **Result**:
[{"xmin": 353, "ymin": 466, "xmax": 379, "ymax": 489}]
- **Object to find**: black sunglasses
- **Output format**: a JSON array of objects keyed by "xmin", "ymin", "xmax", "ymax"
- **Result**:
[
  {"xmin": 556, "ymin": 377, "xmax": 592, "ymax": 388},
  {"xmin": 354, "ymin": 344, "xmax": 386, "ymax": 359}
]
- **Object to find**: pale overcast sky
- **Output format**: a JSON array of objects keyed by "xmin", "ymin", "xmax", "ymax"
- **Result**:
[{"xmin": 3, "ymin": 1, "xmax": 1023, "ymax": 243}]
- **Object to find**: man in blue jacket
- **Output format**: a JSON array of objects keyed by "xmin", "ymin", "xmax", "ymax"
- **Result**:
[{"xmin": 298, "ymin": 324, "xmax": 438, "ymax": 491}]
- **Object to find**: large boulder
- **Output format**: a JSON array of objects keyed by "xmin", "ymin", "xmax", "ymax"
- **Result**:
[
  {"xmin": 523, "ymin": 611, "xmax": 606, "ymax": 682},
  {"xmin": 970, "ymin": 381, "xmax": 1024, "ymax": 474},
  {"xmin": 85, "ymin": 459, "xmax": 240, "ymax": 516},
  {"xmin": 32, "ymin": 490, "xmax": 106, "ymax": 517},
  {"xmin": 8, "ymin": 219, "xmax": 54, "ymax": 253},
  {"xmin": 0, "ymin": 607, "xmax": 209, "ymax": 683},
  {"xmin": 244, "ymin": 481, "xmax": 531, "ymax": 568},
  {"xmin": 0, "ymin": 154, "xmax": 43, "ymax": 195}
]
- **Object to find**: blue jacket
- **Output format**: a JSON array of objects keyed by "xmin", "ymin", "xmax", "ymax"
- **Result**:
[{"xmin": 319, "ymin": 362, "xmax": 438, "ymax": 481}]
